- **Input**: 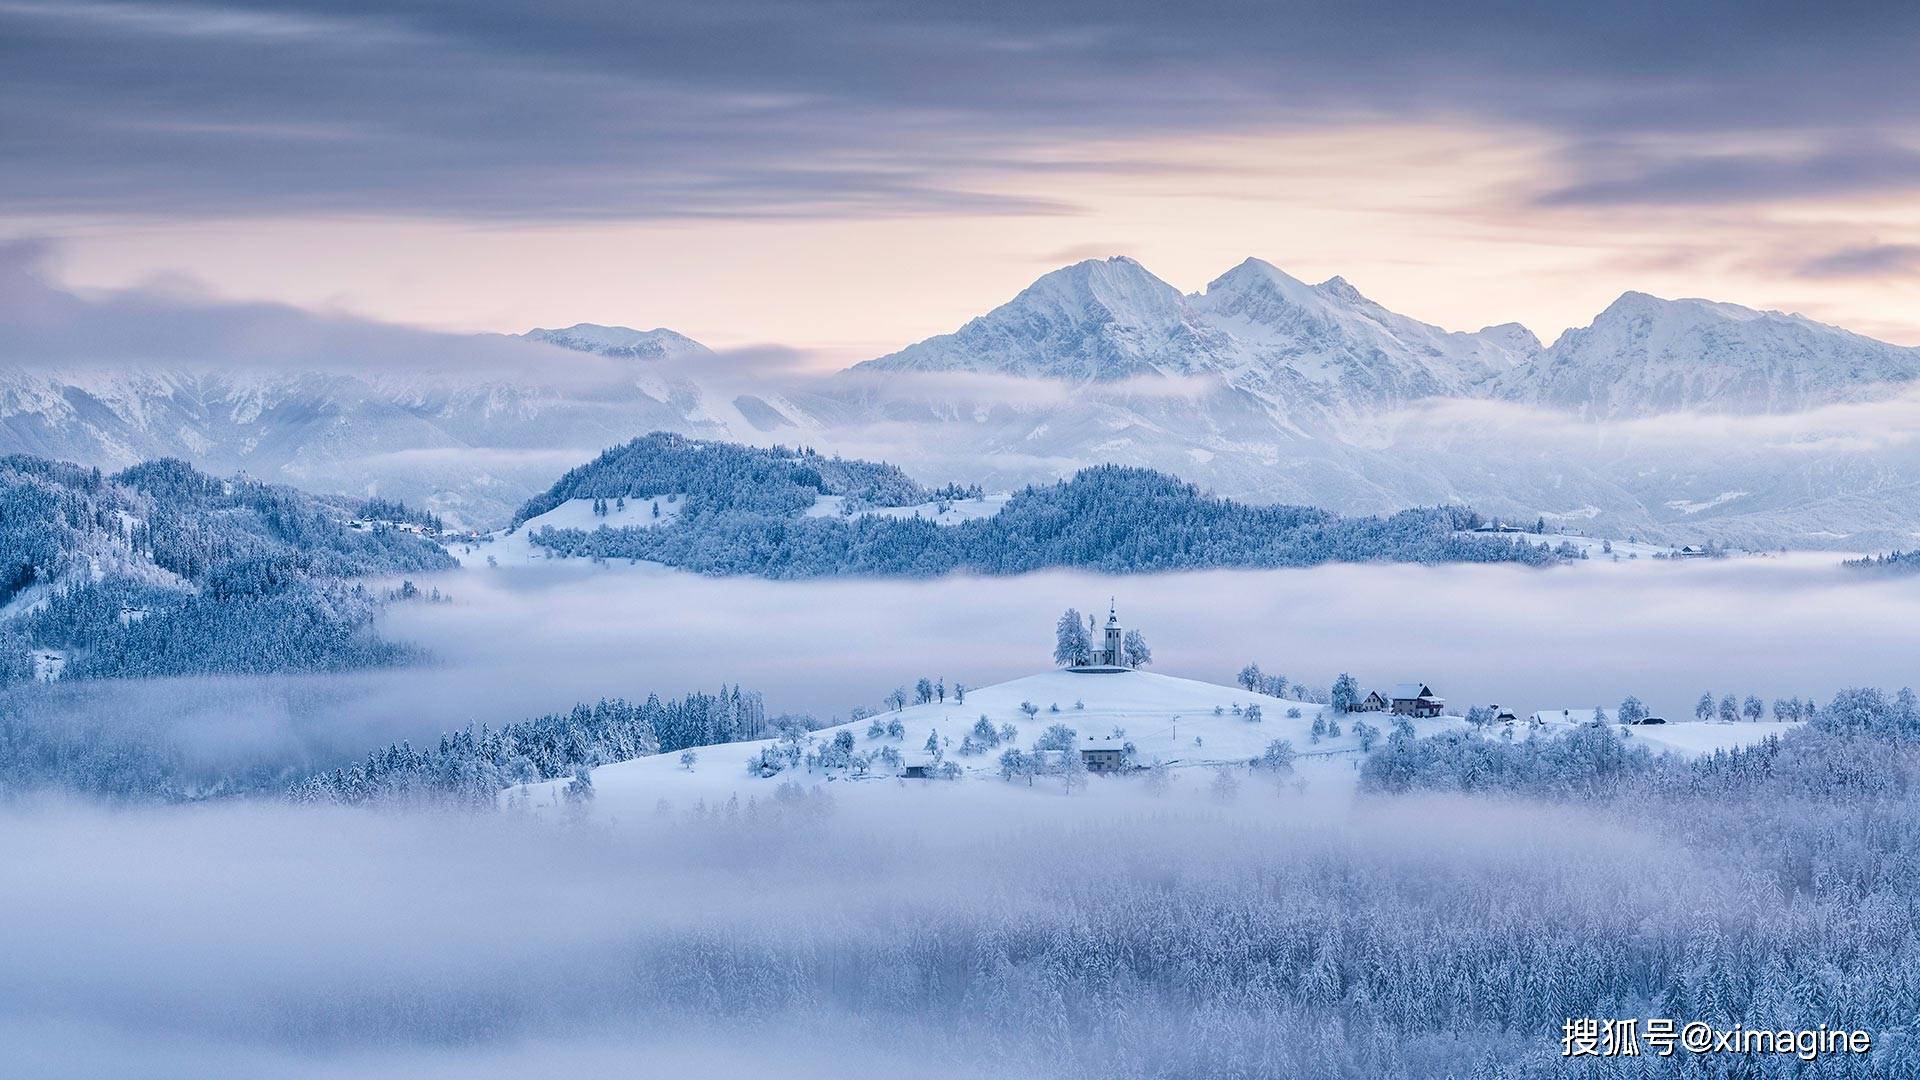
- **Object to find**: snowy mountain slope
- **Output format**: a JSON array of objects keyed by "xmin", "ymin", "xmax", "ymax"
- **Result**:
[
  {"xmin": 1499, "ymin": 291, "xmax": 1920, "ymax": 417},
  {"xmin": 858, "ymin": 257, "xmax": 1226, "ymax": 381}
]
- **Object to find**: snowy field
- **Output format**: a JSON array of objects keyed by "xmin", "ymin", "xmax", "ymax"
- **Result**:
[
  {"xmin": 449, "ymin": 495, "xmax": 682, "ymax": 567},
  {"xmin": 803, "ymin": 492, "xmax": 1012, "ymax": 524}
]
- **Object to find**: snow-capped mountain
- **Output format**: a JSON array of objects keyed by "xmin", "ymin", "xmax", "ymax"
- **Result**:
[
  {"xmin": 10, "ymin": 253, "xmax": 1920, "ymax": 547},
  {"xmin": 1500, "ymin": 291, "xmax": 1920, "ymax": 417},
  {"xmin": 519, "ymin": 323, "xmax": 711, "ymax": 361},
  {"xmin": 857, "ymin": 256, "xmax": 1536, "ymax": 414}
]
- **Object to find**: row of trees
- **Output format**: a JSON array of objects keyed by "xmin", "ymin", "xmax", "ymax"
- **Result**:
[
  {"xmin": 293, "ymin": 686, "xmax": 764, "ymax": 807},
  {"xmin": 1692, "ymin": 691, "xmax": 1814, "ymax": 723}
]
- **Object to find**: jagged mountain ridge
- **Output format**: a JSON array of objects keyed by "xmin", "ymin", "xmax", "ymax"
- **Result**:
[
  {"xmin": 857, "ymin": 256, "xmax": 1541, "ymax": 415},
  {"xmin": 857, "ymin": 256, "xmax": 1920, "ymax": 418}
]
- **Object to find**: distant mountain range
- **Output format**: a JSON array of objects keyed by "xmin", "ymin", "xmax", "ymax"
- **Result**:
[
  {"xmin": 859, "ymin": 256, "xmax": 1920, "ymax": 418},
  {"xmin": 5, "ymin": 255, "xmax": 1920, "ymax": 547}
]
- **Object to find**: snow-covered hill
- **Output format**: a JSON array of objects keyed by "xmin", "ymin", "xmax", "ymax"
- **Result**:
[
  {"xmin": 513, "ymin": 669, "xmax": 1394, "ymax": 814},
  {"xmin": 508, "ymin": 668, "xmax": 1792, "ymax": 816}
]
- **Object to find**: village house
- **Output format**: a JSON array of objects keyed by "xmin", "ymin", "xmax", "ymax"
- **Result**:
[
  {"xmin": 1352, "ymin": 690, "xmax": 1390, "ymax": 713},
  {"xmin": 1390, "ymin": 683, "xmax": 1445, "ymax": 718},
  {"xmin": 1079, "ymin": 733, "xmax": 1131, "ymax": 774}
]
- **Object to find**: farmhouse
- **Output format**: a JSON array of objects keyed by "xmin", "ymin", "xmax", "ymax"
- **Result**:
[
  {"xmin": 1390, "ymin": 683, "xmax": 1444, "ymax": 718},
  {"xmin": 1352, "ymin": 690, "xmax": 1390, "ymax": 713},
  {"xmin": 1079, "ymin": 733, "xmax": 1131, "ymax": 774}
]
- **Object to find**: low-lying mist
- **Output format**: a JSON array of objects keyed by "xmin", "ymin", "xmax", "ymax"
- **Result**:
[
  {"xmin": 0, "ymin": 788, "xmax": 1752, "ymax": 1079},
  {"xmin": 9, "ymin": 557, "xmax": 1914, "ymax": 788}
]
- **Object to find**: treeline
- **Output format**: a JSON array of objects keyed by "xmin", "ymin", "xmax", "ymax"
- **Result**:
[
  {"xmin": 512, "ymin": 432, "xmax": 927, "ymax": 525},
  {"xmin": 292, "ymin": 686, "xmax": 764, "ymax": 808},
  {"xmin": 530, "ymin": 461, "xmax": 1561, "ymax": 577},
  {"xmin": 1842, "ymin": 549, "xmax": 1920, "ymax": 575},
  {"xmin": 0, "ymin": 455, "xmax": 452, "ymax": 683},
  {"xmin": 21, "ymin": 576, "xmax": 410, "ymax": 679}
]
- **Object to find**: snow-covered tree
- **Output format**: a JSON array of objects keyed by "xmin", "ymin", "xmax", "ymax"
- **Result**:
[
  {"xmin": 1352, "ymin": 719, "xmax": 1379, "ymax": 750},
  {"xmin": 1256, "ymin": 739, "xmax": 1296, "ymax": 774},
  {"xmin": 1310, "ymin": 713, "xmax": 1327, "ymax": 743},
  {"xmin": 678, "ymin": 749, "xmax": 698, "ymax": 771},
  {"xmin": 1237, "ymin": 663, "xmax": 1263, "ymax": 692},
  {"xmin": 1618, "ymin": 695, "xmax": 1647, "ymax": 726},
  {"xmin": 1209, "ymin": 766, "xmax": 1240, "ymax": 803},
  {"xmin": 1331, "ymin": 673, "xmax": 1360, "ymax": 713},
  {"xmin": 1695, "ymin": 692, "xmax": 1715, "ymax": 722},
  {"xmin": 1743, "ymin": 695, "xmax": 1765, "ymax": 723},
  {"xmin": 1054, "ymin": 608, "xmax": 1092, "ymax": 667},
  {"xmin": 1034, "ymin": 723, "xmax": 1077, "ymax": 751},
  {"xmin": 915, "ymin": 677, "xmax": 935, "ymax": 705},
  {"xmin": 1060, "ymin": 742, "xmax": 1088, "ymax": 794},
  {"xmin": 1122, "ymin": 629, "xmax": 1152, "ymax": 669},
  {"xmin": 1719, "ymin": 694, "xmax": 1740, "ymax": 724}
]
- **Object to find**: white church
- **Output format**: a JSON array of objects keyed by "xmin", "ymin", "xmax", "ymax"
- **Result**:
[{"xmin": 1071, "ymin": 601, "xmax": 1132, "ymax": 673}]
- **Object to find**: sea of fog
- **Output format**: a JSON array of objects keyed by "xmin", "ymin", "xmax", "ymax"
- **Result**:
[
  {"xmin": 381, "ymin": 552, "xmax": 1920, "ymax": 728},
  {"xmin": 10, "ymin": 553, "xmax": 1916, "ymax": 781}
]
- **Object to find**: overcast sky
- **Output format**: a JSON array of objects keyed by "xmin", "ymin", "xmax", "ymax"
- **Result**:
[{"xmin": 7, "ymin": 0, "xmax": 1920, "ymax": 356}]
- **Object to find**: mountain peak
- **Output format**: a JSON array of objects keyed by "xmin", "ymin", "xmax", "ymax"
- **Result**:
[
  {"xmin": 1314, "ymin": 275, "xmax": 1368, "ymax": 305},
  {"xmin": 520, "ymin": 324, "xmax": 710, "ymax": 360}
]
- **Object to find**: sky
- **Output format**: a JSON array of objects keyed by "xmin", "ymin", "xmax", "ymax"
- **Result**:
[{"xmin": 7, "ymin": 0, "xmax": 1920, "ymax": 358}]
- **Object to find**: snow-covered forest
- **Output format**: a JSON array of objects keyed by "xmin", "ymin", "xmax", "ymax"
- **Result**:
[
  {"xmin": 0, "ymin": 455, "xmax": 451, "ymax": 683},
  {"xmin": 515, "ymin": 434, "xmax": 1562, "ymax": 576}
]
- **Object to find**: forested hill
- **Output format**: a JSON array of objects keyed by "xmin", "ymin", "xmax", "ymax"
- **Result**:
[
  {"xmin": 519, "ymin": 435, "xmax": 1563, "ymax": 577},
  {"xmin": 0, "ymin": 455, "xmax": 453, "ymax": 681},
  {"xmin": 513, "ymin": 432, "xmax": 938, "ymax": 525}
]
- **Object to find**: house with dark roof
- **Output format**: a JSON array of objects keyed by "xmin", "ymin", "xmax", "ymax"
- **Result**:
[{"xmin": 1390, "ymin": 683, "xmax": 1444, "ymax": 718}]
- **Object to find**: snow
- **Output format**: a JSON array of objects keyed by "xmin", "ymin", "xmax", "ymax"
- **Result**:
[
  {"xmin": 506, "ymin": 669, "xmax": 1457, "ymax": 817},
  {"xmin": 804, "ymin": 492, "xmax": 1011, "ymax": 525},
  {"xmin": 1665, "ymin": 491, "xmax": 1750, "ymax": 515},
  {"xmin": 29, "ymin": 650, "xmax": 65, "ymax": 682},
  {"xmin": 451, "ymin": 496, "xmax": 682, "ymax": 568},
  {"xmin": 1520, "ymin": 707, "xmax": 1797, "ymax": 756}
]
